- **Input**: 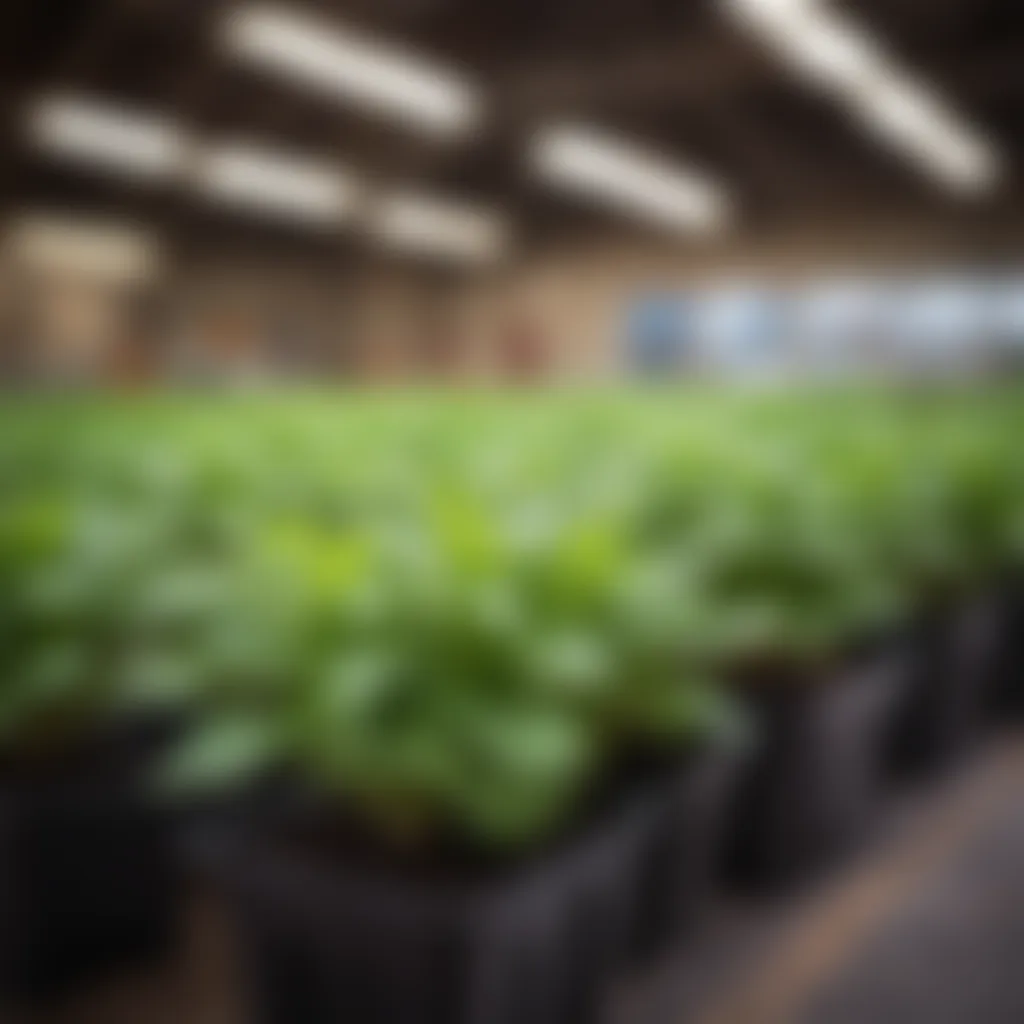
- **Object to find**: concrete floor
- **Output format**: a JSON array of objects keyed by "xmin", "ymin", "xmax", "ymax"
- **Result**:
[
  {"xmin": 20, "ymin": 735, "xmax": 1024, "ymax": 1024},
  {"xmin": 620, "ymin": 735, "xmax": 1024, "ymax": 1024}
]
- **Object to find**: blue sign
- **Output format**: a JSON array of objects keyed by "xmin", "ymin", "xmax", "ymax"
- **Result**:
[{"xmin": 623, "ymin": 295, "xmax": 688, "ymax": 376}]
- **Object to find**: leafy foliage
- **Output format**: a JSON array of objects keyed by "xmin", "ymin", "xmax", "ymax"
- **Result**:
[{"xmin": 1, "ymin": 390, "xmax": 1022, "ymax": 845}]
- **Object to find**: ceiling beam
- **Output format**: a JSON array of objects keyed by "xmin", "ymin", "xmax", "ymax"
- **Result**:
[{"xmin": 496, "ymin": 39, "xmax": 1024, "ymax": 114}]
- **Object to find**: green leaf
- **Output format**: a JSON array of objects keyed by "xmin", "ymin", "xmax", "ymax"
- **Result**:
[{"xmin": 160, "ymin": 715, "xmax": 282, "ymax": 795}]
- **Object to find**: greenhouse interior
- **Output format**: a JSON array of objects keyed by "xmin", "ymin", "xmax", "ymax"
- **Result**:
[{"xmin": 3, "ymin": 1, "xmax": 1024, "ymax": 1022}]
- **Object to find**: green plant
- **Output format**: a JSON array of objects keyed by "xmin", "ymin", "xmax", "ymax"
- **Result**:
[{"xmin": 1, "ymin": 389, "xmax": 1021, "ymax": 846}]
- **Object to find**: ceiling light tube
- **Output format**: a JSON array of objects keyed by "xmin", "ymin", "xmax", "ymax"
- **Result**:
[
  {"xmin": 530, "ymin": 123, "xmax": 732, "ymax": 234},
  {"xmin": 224, "ymin": 4, "xmax": 480, "ymax": 139},
  {"xmin": 720, "ymin": 0, "xmax": 1003, "ymax": 196},
  {"xmin": 195, "ymin": 142, "xmax": 359, "ymax": 226},
  {"xmin": 723, "ymin": 1, "xmax": 883, "ymax": 97},
  {"xmin": 851, "ymin": 75, "xmax": 1002, "ymax": 194},
  {"xmin": 370, "ymin": 192, "xmax": 508, "ymax": 263},
  {"xmin": 25, "ymin": 95, "xmax": 187, "ymax": 182}
]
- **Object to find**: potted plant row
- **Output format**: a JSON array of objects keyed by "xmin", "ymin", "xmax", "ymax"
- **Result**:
[
  {"xmin": 0, "ymin": 390, "xmax": 1022, "ymax": 1019},
  {"xmin": 163, "ymin": 493, "xmax": 748, "ymax": 1024},
  {"xmin": 0, "ymin": 493, "xmax": 194, "ymax": 1006},
  {"xmin": 669, "ymin": 449, "xmax": 918, "ymax": 890}
]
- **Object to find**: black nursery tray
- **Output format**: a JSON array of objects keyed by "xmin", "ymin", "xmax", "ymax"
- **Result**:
[
  {"xmin": 194, "ymin": 743, "xmax": 743, "ymax": 1024},
  {"xmin": 987, "ymin": 579, "xmax": 1024, "ymax": 719},
  {"xmin": 0, "ymin": 718, "xmax": 181, "ymax": 1007},
  {"xmin": 726, "ymin": 645, "xmax": 911, "ymax": 892},
  {"xmin": 887, "ymin": 593, "xmax": 1007, "ymax": 778}
]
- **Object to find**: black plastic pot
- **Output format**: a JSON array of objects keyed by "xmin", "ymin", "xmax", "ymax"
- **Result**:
[
  {"xmin": 887, "ymin": 594, "xmax": 1005, "ymax": 778},
  {"xmin": 988, "ymin": 577, "xmax": 1024, "ymax": 720},
  {"xmin": 628, "ymin": 744, "xmax": 746, "ymax": 962},
  {"xmin": 197, "ymin": 747, "xmax": 737, "ymax": 1024},
  {"xmin": 0, "ymin": 717, "xmax": 181, "ymax": 1006},
  {"xmin": 726, "ymin": 647, "xmax": 911, "ymax": 891}
]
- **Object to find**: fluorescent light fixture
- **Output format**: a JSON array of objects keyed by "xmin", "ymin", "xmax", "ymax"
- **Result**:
[
  {"xmin": 223, "ymin": 5, "xmax": 480, "ymax": 138},
  {"xmin": 3, "ymin": 212, "xmax": 162, "ymax": 285},
  {"xmin": 851, "ymin": 75, "xmax": 1001, "ymax": 194},
  {"xmin": 25, "ymin": 95, "xmax": 187, "ymax": 182},
  {"xmin": 720, "ymin": 0, "xmax": 1003, "ymax": 196},
  {"xmin": 723, "ymin": 0, "xmax": 880, "ymax": 96},
  {"xmin": 370, "ymin": 192, "xmax": 508, "ymax": 263},
  {"xmin": 194, "ymin": 142, "xmax": 358, "ymax": 227},
  {"xmin": 530, "ymin": 123, "xmax": 732, "ymax": 234}
]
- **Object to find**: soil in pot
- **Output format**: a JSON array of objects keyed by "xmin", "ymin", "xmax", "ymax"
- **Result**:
[
  {"xmin": 725, "ymin": 646, "xmax": 911, "ymax": 892},
  {"xmin": 0, "ymin": 716, "xmax": 182, "ymax": 1007}
]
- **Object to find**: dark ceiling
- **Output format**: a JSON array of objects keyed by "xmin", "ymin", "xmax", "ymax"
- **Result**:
[{"xmin": 1, "ymin": 0, "xmax": 1021, "ymax": 257}]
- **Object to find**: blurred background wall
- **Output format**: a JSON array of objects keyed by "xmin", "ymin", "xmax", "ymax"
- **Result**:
[{"xmin": 1, "ymin": 0, "xmax": 1022, "ymax": 387}]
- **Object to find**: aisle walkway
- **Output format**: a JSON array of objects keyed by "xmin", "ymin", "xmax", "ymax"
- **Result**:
[{"xmin": 623, "ymin": 736, "xmax": 1024, "ymax": 1024}]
